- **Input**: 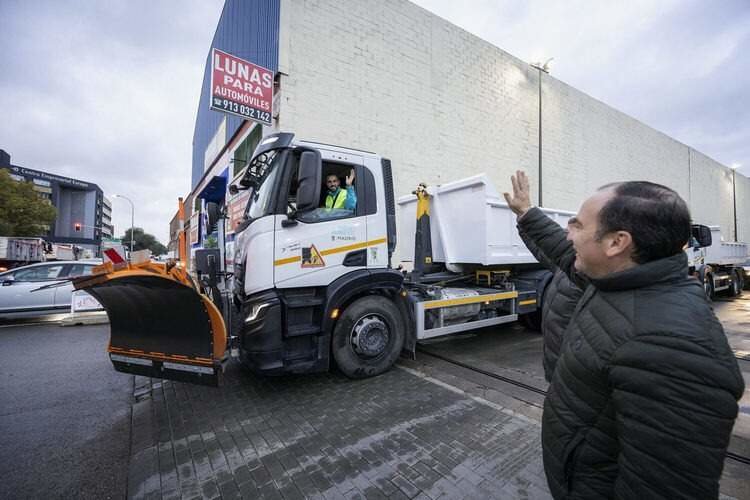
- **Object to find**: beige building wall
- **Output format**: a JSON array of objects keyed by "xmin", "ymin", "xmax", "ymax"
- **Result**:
[{"xmin": 277, "ymin": 0, "xmax": 748, "ymax": 247}]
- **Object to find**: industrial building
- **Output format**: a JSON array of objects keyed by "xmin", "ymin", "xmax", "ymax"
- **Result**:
[
  {"xmin": 0, "ymin": 149, "xmax": 107, "ymax": 256},
  {"xmin": 186, "ymin": 0, "xmax": 748, "ymax": 262}
]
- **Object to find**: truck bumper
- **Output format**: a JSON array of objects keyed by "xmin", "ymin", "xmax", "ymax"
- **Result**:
[{"xmin": 238, "ymin": 290, "xmax": 327, "ymax": 375}]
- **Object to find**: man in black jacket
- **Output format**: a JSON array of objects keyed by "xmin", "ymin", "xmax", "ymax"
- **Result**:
[
  {"xmin": 504, "ymin": 171, "xmax": 744, "ymax": 499},
  {"xmin": 518, "ymin": 229, "xmax": 583, "ymax": 382}
]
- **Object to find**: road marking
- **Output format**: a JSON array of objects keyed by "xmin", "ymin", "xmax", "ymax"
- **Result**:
[{"xmin": 397, "ymin": 364, "xmax": 539, "ymax": 425}]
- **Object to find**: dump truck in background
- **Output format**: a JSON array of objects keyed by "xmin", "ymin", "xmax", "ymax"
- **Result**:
[
  {"xmin": 0, "ymin": 237, "xmax": 93, "ymax": 271},
  {"xmin": 686, "ymin": 226, "xmax": 748, "ymax": 299},
  {"xmin": 74, "ymin": 132, "xmax": 715, "ymax": 387},
  {"xmin": 0, "ymin": 237, "xmax": 46, "ymax": 271}
]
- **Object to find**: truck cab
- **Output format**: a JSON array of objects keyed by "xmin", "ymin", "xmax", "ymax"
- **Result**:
[{"xmin": 229, "ymin": 133, "xmax": 408, "ymax": 378}]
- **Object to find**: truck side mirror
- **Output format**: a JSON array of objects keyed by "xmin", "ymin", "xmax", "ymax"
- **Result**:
[
  {"xmin": 691, "ymin": 224, "xmax": 712, "ymax": 248},
  {"xmin": 296, "ymin": 150, "xmax": 322, "ymax": 213},
  {"xmin": 206, "ymin": 202, "xmax": 222, "ymax": 231},
  {"xmin": 2, "ymin": 277, "xmax": 14, "ymax": 286}
]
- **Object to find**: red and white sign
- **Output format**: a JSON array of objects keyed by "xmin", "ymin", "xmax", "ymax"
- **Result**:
[
  {"xmin": 103, "ymin": 246, "xmax": 128, "ymax": 270},
  {"xmin": 210, "ymin": 48, "xmax": 274, "ymax": 126},
  {"xmin": 226, "ymin": 189, "xmax": 252, "ymax": 234}
]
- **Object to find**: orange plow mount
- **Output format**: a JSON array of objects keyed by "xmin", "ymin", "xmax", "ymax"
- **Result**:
[{"xmin": 73, "ymin": 261, "xmax": 227, "ymax": 386}]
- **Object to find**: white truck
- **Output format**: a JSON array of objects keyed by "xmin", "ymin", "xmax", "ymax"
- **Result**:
[
  {"xmin": 73, "ymin": 132, "xmax": 572, "ymax": 386},
  {"xmin": 686, "ymin": 226, "xmax": 748, "ymax": 299},
  {"xmin": 0, "ymin": 237, "xmax": 46, "ymax": 271}
]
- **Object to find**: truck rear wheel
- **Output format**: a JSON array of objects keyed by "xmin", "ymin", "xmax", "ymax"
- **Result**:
[
  {"xmin": 332, "ymin": 295, "xmax": 405, "ymax": 379},
  {"xmin": 519, "ymin": 310, "xmax": 543, "ymax": 332},
  {"xmin": 731, "ymin": 270, "xmax": 743, "ymax": 297}
]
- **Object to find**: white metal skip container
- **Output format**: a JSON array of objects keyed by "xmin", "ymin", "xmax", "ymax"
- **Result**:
[{"xmin": 397, "ymin": 174, "xmax": 574, "ymax": 267}]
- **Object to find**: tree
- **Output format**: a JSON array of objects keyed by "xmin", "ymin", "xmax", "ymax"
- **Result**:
[
  {"xmin": 120, "ymin": 227, "xmax": 168, "ymax": 256},
  {"xmin": 0, "ymin": 169, "xmax": 57, "ymax": 236}
]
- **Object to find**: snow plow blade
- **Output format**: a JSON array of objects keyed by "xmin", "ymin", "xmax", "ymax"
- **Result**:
[{"xmin": 73, "ymin": 261, "xmax": 227, "ymax": 387}]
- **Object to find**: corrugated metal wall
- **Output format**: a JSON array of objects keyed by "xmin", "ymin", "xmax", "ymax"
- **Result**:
[{"xmin": 191, "ymin": 0, "xmax": 280, "ymax": 188}]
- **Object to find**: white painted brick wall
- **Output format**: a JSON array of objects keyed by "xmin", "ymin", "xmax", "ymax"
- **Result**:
[{"xmin": 277, "ymin": 0, "xmax": 749, "ymax": 250}]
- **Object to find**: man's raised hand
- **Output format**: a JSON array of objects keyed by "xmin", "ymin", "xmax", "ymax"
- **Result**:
[
  {"xmin": 503, "ymin": 170, "xmax": 532, "ymax": 217},
  {"xmin": 346, "ymin": 169, "xmax": 355, "ymax": 187}
]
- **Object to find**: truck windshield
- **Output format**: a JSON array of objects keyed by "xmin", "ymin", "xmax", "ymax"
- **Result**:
[{"xmin": 244, "ymin": 150, "xmax": 284, "ymax": 221}]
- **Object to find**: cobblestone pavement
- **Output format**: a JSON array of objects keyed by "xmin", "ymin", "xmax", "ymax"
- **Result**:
[{"xmin": 128, "ymin": 363, "xmax": 551, "ymax": 500}]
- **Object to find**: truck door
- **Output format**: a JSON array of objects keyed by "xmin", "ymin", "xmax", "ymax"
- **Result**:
[{"xmin": 274, "ymin": 158, "xmax": 368, "ymax": 288}]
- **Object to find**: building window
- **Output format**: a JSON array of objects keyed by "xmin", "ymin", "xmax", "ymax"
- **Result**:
[{"xmin": 232, "ymin": 125, "xmax": 263, "ymax": 177}]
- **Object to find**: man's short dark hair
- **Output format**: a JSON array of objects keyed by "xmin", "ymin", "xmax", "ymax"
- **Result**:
[{"xmin": 596, "ymin": 181, "xmax": 691, "ymax": 264}]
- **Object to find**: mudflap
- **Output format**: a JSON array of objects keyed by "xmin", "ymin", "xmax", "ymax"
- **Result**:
[{"xmin": 77, "ymin": 272, "xmax": 227, "ymax": 387}]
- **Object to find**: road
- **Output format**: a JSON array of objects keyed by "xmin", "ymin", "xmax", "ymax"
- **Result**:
[
  {"xmin": 0, "ymin": 320, "xmax": 131, "ymax": 499},
  {"xmin": 0, "ymin": 293, "xmax": 748, "ymax": 499}
]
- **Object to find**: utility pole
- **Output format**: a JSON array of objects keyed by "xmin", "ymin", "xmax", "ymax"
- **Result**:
[
  {"xmin": 114, "ymin": 194, "xmax": 135, "ymax": 258},
  {"xmin": 530, "ymin": 58, "xmax": 552, "ymax": 207}
]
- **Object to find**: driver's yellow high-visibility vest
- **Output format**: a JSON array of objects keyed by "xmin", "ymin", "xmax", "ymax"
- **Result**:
[{"xmin": 325, "ymin": 188, "xmax": 348, "ymax": 209}]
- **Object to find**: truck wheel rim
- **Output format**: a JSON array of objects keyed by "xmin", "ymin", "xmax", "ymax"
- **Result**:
[{"xmin": 351, "ymin": 315, "xmax": 390, "ymax": 358}]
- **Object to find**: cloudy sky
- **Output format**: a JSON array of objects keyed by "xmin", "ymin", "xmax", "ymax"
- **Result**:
[{"xmin": 2, "ymin": 1, "xmax": 748, "ymax": 244}]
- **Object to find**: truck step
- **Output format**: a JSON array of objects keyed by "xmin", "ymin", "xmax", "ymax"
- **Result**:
[{"xmin": 286, "ymin": 325, "xmax": 322, "ymax": 337}]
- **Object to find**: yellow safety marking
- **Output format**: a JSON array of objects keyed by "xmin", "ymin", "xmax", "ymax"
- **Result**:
[
  {"xmin": 274, "ymin": 237, "xmax": 387, "ymax": 266},
  {"xmin": 274, "ymin": 255, "xmax": 302, "ymax": 266},
  {"xmin": 416, "ymin": 189, "xmax": 430, "ymax": 218},
  {"xmin": 423, "ymin": 291, "xmax": 518, "ymax": 310},
  {"xmin": 518, "ymin": 299, "xmax": 537, "ymax": 306},
  {"xmin": 321, "ymin": 237, "xmax": 387, "ymax": 256}
]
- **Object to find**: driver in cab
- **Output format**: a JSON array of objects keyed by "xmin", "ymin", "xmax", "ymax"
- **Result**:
[{"xmin": 323, "ymin": 169, "xmax": 357, "ymax": 211}]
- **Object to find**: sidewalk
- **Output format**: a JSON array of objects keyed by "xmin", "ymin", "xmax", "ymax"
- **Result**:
[{"xmin": 127, "ymin": 363, "xmax": 551, "ymax": 499}]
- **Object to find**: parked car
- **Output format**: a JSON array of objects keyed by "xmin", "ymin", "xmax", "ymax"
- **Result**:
[{"xmin": 0, "ymin": 260, "xmax": 101, "ymax": 319}]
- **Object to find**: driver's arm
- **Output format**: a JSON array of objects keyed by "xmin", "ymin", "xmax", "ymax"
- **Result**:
[{"xmin": 344, "ymin": 169, "xmax": 357, "ymax": 210}]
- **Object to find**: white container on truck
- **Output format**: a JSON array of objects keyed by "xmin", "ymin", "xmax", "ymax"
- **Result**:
[
  {"xmin": 0, "ymin": 237, "xmax": 46, "ymax": 270},
  {"xmin": 398, "ymin": 174, "xmax": 572, "ymax": 268},
  {"xmin": 73, "ymin": 132, "xmax": 570, "ymax": 386}
]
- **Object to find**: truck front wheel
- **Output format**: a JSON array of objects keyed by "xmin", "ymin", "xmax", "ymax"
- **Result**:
[
  {"xmin": 332, "ymin": 296, "xmax": 405, "ymax": 379},
  {"xmin": 704, "ymin": 274, "xmax": 715, "ymax": 301}
]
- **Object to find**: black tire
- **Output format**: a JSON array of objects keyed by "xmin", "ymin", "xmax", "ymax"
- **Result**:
[
  {"xmin": 703, "ymin": 274, "xmax": 715, "ymax": 301},
  {"xmin": 731, "ymin": 270, "xmax": 743, "ymax": 297},
  {"xmin": 331, "ymin": 295, "xmax": 405, "ymax": 379},
  {"xmin": 519, "ymin": 310, "xmax": 543, "ymax": 332}
]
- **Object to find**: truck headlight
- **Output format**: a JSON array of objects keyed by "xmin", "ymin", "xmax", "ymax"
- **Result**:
[{"xmin": 245, "ymin": 302, "xmax": 271, "ymax": 323}]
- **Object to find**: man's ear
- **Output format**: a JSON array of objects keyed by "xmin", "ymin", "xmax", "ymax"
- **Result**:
[{"xmin": 604, "ymin": 231, "xmax": 633, "ymax": 258}]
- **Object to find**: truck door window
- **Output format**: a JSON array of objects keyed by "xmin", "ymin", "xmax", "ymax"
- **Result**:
[{"xmin": 295, "ymin": 162, "xmax": 360, "ymax": 223}]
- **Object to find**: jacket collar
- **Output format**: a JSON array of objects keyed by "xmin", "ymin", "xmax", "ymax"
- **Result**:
[{"xmin": 589, "ymin": 252, "xmax": 688, "ymax": 291}]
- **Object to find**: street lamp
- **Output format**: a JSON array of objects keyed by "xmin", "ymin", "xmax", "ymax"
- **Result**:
[
  {"xmin": 730, "ymin": 163, "xmax": 741, "ymax": 242},
  {"xmin": 114, "ymin": 194, "xmax": 135, "ymax": 258},
  {"xmin": 530, "ymin": 58, "xmax": 553, "ymax": 207}
]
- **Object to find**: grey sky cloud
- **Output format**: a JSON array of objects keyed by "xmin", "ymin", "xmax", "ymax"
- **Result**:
[
  {"xmin": 1, "ymin": 0, "xmax": 747, "ymax": 245},
  {"xmin": 1, "ymin": 0, "xmax": 224, "ymax": 244}
]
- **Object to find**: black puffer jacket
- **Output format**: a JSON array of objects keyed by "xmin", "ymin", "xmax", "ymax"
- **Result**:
[
  {"xmin": 519, "ymin": 229, "xmax": 583, "ymax": 382},
  {"xmin": 519, "ymin": 207, "xmax": 745, "ymax": 499}
]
